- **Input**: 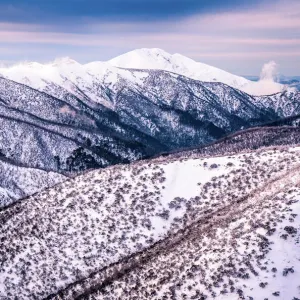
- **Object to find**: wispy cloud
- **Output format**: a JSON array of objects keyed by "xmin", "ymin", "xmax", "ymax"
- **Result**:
[
  {"xmin": 182, "ymin": 1, "xmax": 300, "ymax": 31},
  {"xmin": 1, "ymin": 30, "xmax": 300, "ymax": 48}
]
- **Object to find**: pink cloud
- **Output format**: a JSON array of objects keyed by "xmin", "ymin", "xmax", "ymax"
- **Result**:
[
  {"xmin": 193, "ymin": 51, "xmax": 300, "ymax": 58},
  {"xmin": 181, "ymin": 0, "xmax": 300, "ymax": 31},
  {"xmin": 0, "ymin": 30, "xmax": 299, "ymax": 49}
]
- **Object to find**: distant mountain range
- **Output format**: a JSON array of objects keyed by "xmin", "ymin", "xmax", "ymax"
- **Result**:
[
  {"xmin": 0, "ymin": 48, "xmax": 288, "ymax": 96},
  {"xmin": 0, "ymin": 48, "xmax": 299, "ymax": 206}
]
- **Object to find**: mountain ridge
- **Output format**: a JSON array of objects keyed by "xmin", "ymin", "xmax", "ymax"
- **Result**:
[{"xmin": 0, "ymin": 48, "xmax": 287, "ymax": 96}]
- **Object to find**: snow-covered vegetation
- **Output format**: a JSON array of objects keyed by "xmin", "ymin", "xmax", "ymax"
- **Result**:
[
  {"xmin": 85, "ymin": 159, "xmax": 300, "ymax": 300},
  {"xmin": 1, "ymin": 131, "xmax": 300, "ymax": 299}
]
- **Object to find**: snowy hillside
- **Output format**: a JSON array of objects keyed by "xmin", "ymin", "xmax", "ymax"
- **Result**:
[{"xmin": 1, "ymin": 129, "xmax": 300, "ymax": 299}]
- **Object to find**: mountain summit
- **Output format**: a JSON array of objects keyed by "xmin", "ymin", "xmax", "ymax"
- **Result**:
[{"xmin": 108, "ymin": 48, "xmax": 285, "ymax": 95}]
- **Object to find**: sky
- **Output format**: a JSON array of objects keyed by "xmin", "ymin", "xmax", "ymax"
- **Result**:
[{"xmin": 0, "ymin": 0, "xmax": 299, "ymax": 76}]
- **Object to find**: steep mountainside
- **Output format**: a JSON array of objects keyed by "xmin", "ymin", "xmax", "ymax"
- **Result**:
[
  {"xmin": 159, "ymin": 126, "xmax": 300, "ymax": 159},
  {"xmin": 1, "ymin": 127, "xmax": 300, "ymax": 300},
  {"xmin": 254, "ymin": 90, "xmax": 300, "ymax": 117},
  {"xmin": 0, "ymin": 76, "xmax": 164, "ymax": 170}
]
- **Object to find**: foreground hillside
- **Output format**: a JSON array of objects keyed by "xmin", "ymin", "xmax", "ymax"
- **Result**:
[
  {"xmin": 0, "ymin": 128, "xmax": 300, "ymax": 299},
  {"xmin": 82, "ymin": 157, "xmax": 300, "ymax": 300}
]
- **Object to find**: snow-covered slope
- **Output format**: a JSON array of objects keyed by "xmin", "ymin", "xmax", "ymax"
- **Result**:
[
  {"xmin": 1, "ymin": 129, "xmax": 300, "ymax": 299},
  {"xmin": 0, "ymin": 158, "xmax": 66, "ymax": 207},
  {"xmin": 109, "ymin": 48, "xmax": 285, "ymax": 95}
]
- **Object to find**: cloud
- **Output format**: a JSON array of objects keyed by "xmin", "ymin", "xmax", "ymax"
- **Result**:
[
  {"xmin": 0, "ymin": 0, "xmax": 261, "ymax": 23},
  {"xmin": 245, "ymin": 61, "xmax": 283, "ymax": 95},
  {"xmin": 1, "ymin": 30, "xmax": 300, "ymax": 49},
  {"xmin": 0, "ymin": 0, "xmax": 299, "ymax": 75},
  {"xmin": 181, "ymin": 2, "xmax": 300, "ymax": 32},
  {"xmin": 260, "ymin": 61, "xmax": 279, "ymax": 82}
]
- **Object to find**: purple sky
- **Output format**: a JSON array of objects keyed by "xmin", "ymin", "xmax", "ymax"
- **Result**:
[{"xmin": 0, "ymin": 0, "xmax": 299, "ymax": 75}]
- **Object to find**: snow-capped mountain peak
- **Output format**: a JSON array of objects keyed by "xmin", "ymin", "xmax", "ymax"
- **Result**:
[
  {"xmin": 109, "ymin": 48, "xmax": 285, "ymax": 96},
  {"xmin": 109, "ymin": 48, "xmax": 174, "ymax": 70}
]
